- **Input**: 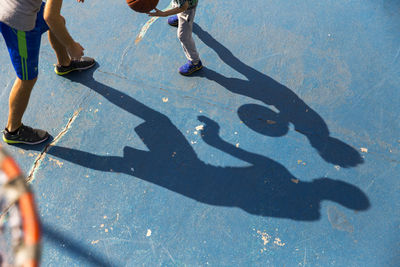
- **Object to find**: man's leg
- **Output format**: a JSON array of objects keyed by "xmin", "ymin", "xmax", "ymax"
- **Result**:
[
  {"xmin": 46, "ymin": 16, "xmax": 95, "ymax": 76},
  {"xmin": 51, "ymin": 29, "xmax": 96, "ymax": 75},
  {"xmin": 1, "ymin": 11, "xmax": 49, "ymax": 145},
  {"xmin": 48, "ymin": 30, "xmax": 70, "ymax": 67},
  {"xmin": 47, "ymin": 15, "xmax": 70, "ymax": 67},
  {"xmin": 3, "ymin": 76, "xmax": 49, "ymax": 145},
  {"xmin": 6, "ymin": 77, "xmax": 37, "ymax": 132}
]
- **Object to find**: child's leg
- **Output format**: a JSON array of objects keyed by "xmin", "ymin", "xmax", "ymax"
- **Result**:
[{"xmin": 177, "ymin": 8, "xmax": 200, "ymax": 64}]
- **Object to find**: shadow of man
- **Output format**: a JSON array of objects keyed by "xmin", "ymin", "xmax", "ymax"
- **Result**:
[
  {"xmin": 41, "ymin": 66, "xmax": 370, "ymax": 221},
  {"xmin": 192, "ymin": 24, "xmax": 363, "ymax": 168}
]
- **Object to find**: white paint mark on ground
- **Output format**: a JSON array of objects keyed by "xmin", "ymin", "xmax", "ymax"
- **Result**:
[
  {"xmin": 135, "ymin": 0, "xmax": 174, "ymax": 44},
  {"xmin": 146, "ymin": 229, "xmax": 152, "ymax": 237}
]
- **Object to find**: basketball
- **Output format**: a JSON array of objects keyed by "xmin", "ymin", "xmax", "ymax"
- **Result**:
[{"xmin": 126, "ymin": 0, "xmax": 159, "ymax": 13}]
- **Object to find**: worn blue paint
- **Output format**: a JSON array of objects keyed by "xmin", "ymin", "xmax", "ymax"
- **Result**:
[{"xmin": 0, "ymin": 0, "xmax": 399, "ymax": 266}]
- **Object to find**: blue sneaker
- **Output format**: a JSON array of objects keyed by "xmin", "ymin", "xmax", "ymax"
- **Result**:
[
  {"xmin": 168, "ymin": 15, "xmax": 178, "ymax": 27},
  {"xmin": 179, "ymin": 60, "xmax": 203, "ymax": 76}
]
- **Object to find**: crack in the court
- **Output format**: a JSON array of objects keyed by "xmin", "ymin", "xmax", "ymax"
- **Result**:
[{"xmin": 27, "ymin": 108, "xmax": 82, "ymax": 183}]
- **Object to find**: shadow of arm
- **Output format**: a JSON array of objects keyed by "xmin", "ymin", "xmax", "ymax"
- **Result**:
[
  {"xmin": 198, "ymin": 115, "xmax": 267, "ymax": 166},
  {"xmin": 193, "ymin": 23, "xmax": 261, "ymax": 79},
  {"xmin": 47, "ymin": 146, "xmax": 125, "ymax": 173}
]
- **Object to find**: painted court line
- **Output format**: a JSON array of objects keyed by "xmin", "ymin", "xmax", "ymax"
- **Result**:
[{"xmin": 135, "ymin": 0, "xmax": 174, "ymax": 44}]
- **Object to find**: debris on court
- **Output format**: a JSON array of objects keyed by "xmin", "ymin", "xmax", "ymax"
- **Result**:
[
  {"xmin": 257, "ymin": 230, "xmax": 271, "ymax": 246},
  {"xmin": 297, "ymin": 160, "xmax": 306, "ymax": 166},
  {"xmin": 48, "ymin": 157, "xmax": 63, "ymax": 168},
  {"xmin": 195, "ymin": 125, "xmax": 204, "ymax": 131},
  {"xmin": 274, "ymin": 238, "xmax": 285, "ymax": 246},
  {"xmin": 256, "ymin": 230, "xmax": 286, "ymax": 252}
]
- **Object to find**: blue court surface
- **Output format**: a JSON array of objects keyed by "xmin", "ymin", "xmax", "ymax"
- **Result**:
[{"xmin": 1, "ymin": 0, "xmax": 399, "ymax": 266}]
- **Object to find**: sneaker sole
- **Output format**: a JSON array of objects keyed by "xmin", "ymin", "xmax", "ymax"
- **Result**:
[
  {"xmin": 54, "ymin": 61, "xmax": 96, "ymax": 76},
  {"xmin": 168, "ymin": 22, "xmax": 178, "ymax": 27},
  {"xmin": 3, "ymin": 134, "xmax": 49, "ymax": 145},
  {"xmin": 179, "ymin": 65, "xmax": 203, "ymax": 76}
]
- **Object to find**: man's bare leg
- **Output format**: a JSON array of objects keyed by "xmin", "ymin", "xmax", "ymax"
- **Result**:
[
  {"xmin": 4, "ymin": 77, "xmax": 49, "ymax": 144},
  {"xmin": 48, "ymin": 27, "xmax": 70, "ymax": 66},
  {"xmin": 48, "ymin": 26, "xmax": 95, "ymax": 76},
  {"xmin": 6, "ymin": 77, "xmax": 36, "ymax": 132}
]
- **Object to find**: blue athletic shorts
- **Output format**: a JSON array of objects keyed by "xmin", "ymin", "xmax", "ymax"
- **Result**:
[{"xmin": 0, "ymin": 2, "xmax": 49, "ymax": 80}]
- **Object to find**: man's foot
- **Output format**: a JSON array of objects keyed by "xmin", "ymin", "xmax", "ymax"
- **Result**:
[
  {"xmin": 179, "ymin": 60, "xmax": 203, "ymax": 76},
  {"xmin": 167, "ymin": 15, "xmax": 178, "ymax": 27},
  {"xmin": 54, "ymin": 56, "xmax": 96, "ymax": 75},
  {"xmin": 3, "ymin": 124, "xmax": 49, "ymax": 145}
]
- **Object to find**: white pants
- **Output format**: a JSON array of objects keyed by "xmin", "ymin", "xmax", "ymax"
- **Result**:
[{"xmin": 177, "ymin": 7, "xmax": 200, "ymax": 64}]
